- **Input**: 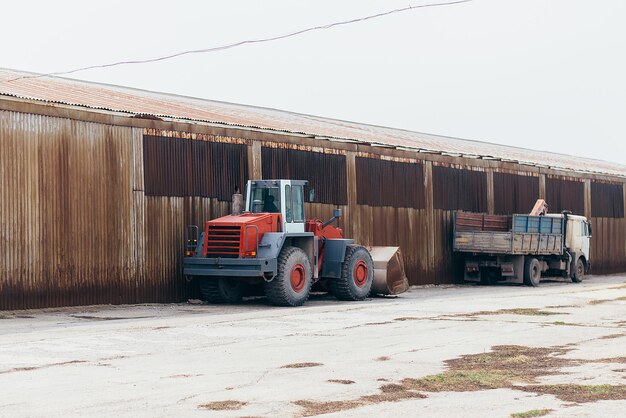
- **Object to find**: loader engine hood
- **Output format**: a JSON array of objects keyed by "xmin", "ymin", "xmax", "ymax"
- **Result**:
[{"xmin": 203, "ymin": 212, "xmax": 282, "ymax": 258}]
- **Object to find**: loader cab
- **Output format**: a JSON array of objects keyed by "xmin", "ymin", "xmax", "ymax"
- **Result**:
[{"xmin": 245, "ymin": 179, "xmax": 307, "ymax": 233}]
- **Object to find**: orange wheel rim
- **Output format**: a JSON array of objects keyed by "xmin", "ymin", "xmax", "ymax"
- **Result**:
[
  {"xmin": 290, "ymin": 264, "xmax": 306, "ymax": 292},
  {"xmin": 353, "ymin": 260, "xmax": 368, "ymax": 287}
]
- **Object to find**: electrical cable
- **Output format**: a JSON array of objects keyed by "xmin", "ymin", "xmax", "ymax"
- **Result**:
[{"xmin": 4, "ymin": 0, "xmax": 472, "ymax": 83}]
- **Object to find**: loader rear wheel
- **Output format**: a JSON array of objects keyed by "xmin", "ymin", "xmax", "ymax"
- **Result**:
[
  {"xmin": 330, "ymin": 245, "xmax": 374, "ymax": 301},
  {"xmin": 523, "ymin": 257, "xmax": 541, "ymax": 287},
  {"xmin": 571, "ymin": 258, "xmax": 585, "ymax": 283},
  {"xmin": 198, "ymin": 277, "xmax": 244, "ymax": 303},
  {"xmin": 264, "ymin": 246, "xmax": 312, "ymax": 307}
]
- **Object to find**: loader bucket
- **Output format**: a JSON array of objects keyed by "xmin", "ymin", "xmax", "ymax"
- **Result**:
[{"xmin": 368, "ymin": 246, "xmax": 409, "ymax": 295}]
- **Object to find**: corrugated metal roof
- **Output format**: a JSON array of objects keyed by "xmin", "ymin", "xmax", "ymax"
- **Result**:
[{"xmin": 1, "ymin": 68, "xmax": 624, "ymax": 177}]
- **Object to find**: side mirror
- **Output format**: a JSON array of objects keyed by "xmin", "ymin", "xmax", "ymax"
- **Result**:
[
  {"xmin": 309, "ymin": 188, "xmax": 315, "ymax": 203},
  {"xmin": 588, "ymin": 222, "xmax": 593, "ymax": 237},
  {"xmin": 333, "ymin": 208, "xmax": 342, "ymax": 218}
]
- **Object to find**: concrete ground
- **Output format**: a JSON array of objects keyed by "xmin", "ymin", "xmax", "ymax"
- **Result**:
[{"xmin": 1, "ymin": 275, "xmax": 626, "ymax": 418}]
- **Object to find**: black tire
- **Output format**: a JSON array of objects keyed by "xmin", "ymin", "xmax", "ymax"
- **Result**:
[
  {"xmin": 571, "ymin": 258, "xmax": 585, "ymax": 283},
  {"xmin": 264, "ymin": 246, "xmax": 312, "ymax": 307},
  {"xmin": 198, "ymin": 277, "xmax": 244, "ymax": 303},
  {"xmin": 329, "ymin": 245, "xmax": 374, "ymax": 301},
  {"xmin": 523, "ymin": 257, "xmax": 541, "ymax": 287}
]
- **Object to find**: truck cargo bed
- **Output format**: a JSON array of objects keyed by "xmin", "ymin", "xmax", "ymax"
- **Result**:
[{"xmin": 453, "ymin": 212, "xmax": 564, "ymax": 256}]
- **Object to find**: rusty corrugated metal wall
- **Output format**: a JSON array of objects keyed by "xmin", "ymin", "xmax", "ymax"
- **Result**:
[
  {"xmin": 589, "ymin": 181, "xmax": 626, "ymax": 274},
  {"xmin": 493, "ymin": 172, "xmax": 540, "ymax": 215},
  {"xmin": 353, "ymin": 155, "xmax": 428, "ymax": 284},
  {"xmin": 546, "ymin": 176, "xmax": 585, "ymax": 214},
  {"xmin": 0, "ymin": 110, "xmax": 133, "ymax": 309},
  {"xmin": 1, "ymin": 105, "xmax": 626, "ymax": 310}
]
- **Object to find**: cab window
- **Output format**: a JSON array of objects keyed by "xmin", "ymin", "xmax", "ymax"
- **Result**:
[
  {"xmin": 250, "ymin": 186, "xmax": 280, "ymax": 213},
  {"xmin": 291, "ymin": 185, "xmax": 305, "ymax": 222},
  {"xmin": 285, "ymin": 185, "xmax": 293, "ymax": 222}
]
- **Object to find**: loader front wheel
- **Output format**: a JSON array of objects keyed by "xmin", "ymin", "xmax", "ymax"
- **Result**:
[
  {"xmin": 264, "ymin": 246, "xmax": 312, "ymax": 307},
  {"xmin": 198, "ymin": 277, "xmax": 244, "ymax": 303},
  {"xmin": 330, "ymin": 245, "xmax": 374, "ymax": 301}
]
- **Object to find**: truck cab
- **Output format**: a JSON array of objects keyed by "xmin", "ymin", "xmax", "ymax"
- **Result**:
[
  {"xmin": 547, "ymin": 213, "xmax": 592, "ymax": 270},
  {"xmin": 246, "ymin": 179, "xmax": 307, "ymax": 233}
]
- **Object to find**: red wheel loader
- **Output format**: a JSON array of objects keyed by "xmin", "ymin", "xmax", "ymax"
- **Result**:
[{"xmin": 184, "ymin": 179, "xmax": 408, "ymax": 306}]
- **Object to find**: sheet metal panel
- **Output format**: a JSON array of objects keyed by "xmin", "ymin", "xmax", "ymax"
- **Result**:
[
  {"xmin": 261, "ymin": 147, "xmax": 347, "ymax": 205},
  {"xmin": 432, "ymin": 166, "xmax": 488, "ymax": 212},
  {"xmin": 590, "ymin": 217, "xmax": 626, "ymax": 274},
  {"xmin": 143, "ymin": 135, "xmax": 248, "ymax": 201},
  {"xmin": 0, "ymin": 110, "xmax": 134, "ymax": 309},
  {"xmin": 355, "ymin": 157, "xmax": 424, "ymax": 209},
  {"xmin": 493, "ymin": 172, "xmax": 540, "ymax": 215},
  {"xmin": 1, "ymin": 68, "xmax": 625, "ymax": 178},
  {"xmin": 546, "ymin": 177, "xmax": 585, "ymax": 215},
  {"xmin": 591, "ymin": 182, "xmax": 624, "ymax": 218}
]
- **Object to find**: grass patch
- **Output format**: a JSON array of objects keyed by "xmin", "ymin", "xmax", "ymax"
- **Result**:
[
  {"xmin": 198, "ymin": 400, "xmax": 247, "ymax": 411},
  {"xmin": 470, "ymin": 308, "xmax": 568, "ymax": 317},
  {"xmin": 589, "ymin": 296, "xmax": 626, "ymax": 305},
  {"xmin": 295, "ymin": 344, "xmax": 626, "ymax": 415},
  {"xmin": 281, "ymin": 362, "xmax": 323, "ymax": 369},
  {"xmin": 400, "ymin": 345, "xmax": 626, "ymax": 404},
  {"xmin": 510, "ymin": 409, "xmax": 551, "ymax": 418},
  {"xmin": 598, "ymin": 333, "xmax": 625, "ymax": 340},
  {"xmin": 498, "ymin": 308, "xmax": 566, "ymax": 316},
  {"xmin": 327, "ymin": 379, "xmax": 355, "ymax": 385},
  {"xmin": 295, "ymin": 384, "xmax": 426, "ymax": 417},
  {"xmin": 520, "ymin": 384, "xmax": 626, "ymax": 403},
  {"xmin": 394, "ymin": 317, "xmax": 420, "ymax": 321},
  {"xmin": 403, "ymin": 370, "xmax": 515, "ymax": 391}
]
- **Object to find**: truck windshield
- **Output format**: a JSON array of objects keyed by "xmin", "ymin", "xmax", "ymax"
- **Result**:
[{"xmin": 249, "ymin": 186, "xmax": 281, "ymax": 213}]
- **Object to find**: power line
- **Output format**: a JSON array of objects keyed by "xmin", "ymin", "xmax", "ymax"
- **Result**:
[{"xmin": 5, "ymin": 0, "xmax": 472, "ymax": 83}]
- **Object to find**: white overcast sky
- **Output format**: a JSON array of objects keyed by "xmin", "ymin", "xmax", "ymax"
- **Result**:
[{"xmin": 2, "ymin": 0, "xmax": 625, "ymax": 165}]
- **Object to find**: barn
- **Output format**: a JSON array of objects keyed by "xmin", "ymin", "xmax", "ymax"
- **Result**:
[{"xmin": 1, "ymin": 68, "xmax": 625, "ymax": 309}]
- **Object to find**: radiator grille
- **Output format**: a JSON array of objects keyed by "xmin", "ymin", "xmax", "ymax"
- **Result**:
[{"xmin": 206, "ymin": 225, "xmax": 241, "ymax": 257}]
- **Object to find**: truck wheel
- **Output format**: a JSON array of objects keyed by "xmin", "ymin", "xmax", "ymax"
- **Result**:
[
  {"xmin": 523, "ymin": 257, "xmax": 541, "ymax": 287},
  {"xmin": 571, "ymin": 258, "xmax": 585, "ymax": 283},
  {"xmin": 330, "ymin": 245, "xmax": 374, "ymax": 301},
  {"xmin": 264, "ymin": 246, "xmax": 312, "ymax": 307},
  {"xmin": 198, "ymin": 278, "xmax": 244, "ymax": 303}
]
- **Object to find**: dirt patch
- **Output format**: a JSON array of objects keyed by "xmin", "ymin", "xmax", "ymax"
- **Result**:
[
  {"xmin": 327, "ymin": 379, "xmax": 355, "ymax": 385},
  {"xmin": 598, "ymin": 333, "xmax": 625, "ymax": 340},
  {"xmin": 376, "ymin": 356, "xmax": 391, "ymax": 362},
  {"xmin": 294, "ymin": 384, "xmax": 426, "ymax": 417},
  {"xmin": 70, "ymin": 315, "xmax": 152, "ymax": 321},
  {"xmin": 510, "ymin": 409, "xmax": 551, "ymax": 418},
  {"xmin": 281, "ymin": 362, "xmax": 323, "ymax": 369},
  {"xmin": 100, "ymin": 355, "xmax": 130, "ymax": 361},
  {"xmin": 520, "ymin": 384, "xmax": 626, "ymax": 402},
  {"xmin": 547, "ymin": 321, "xmax": 581, "ymax": 326},
  {"xmin": 589, "ymin": 296, "xmax": 626, "ymax": 305},
  {"xmin": 478, "ymin": 308, "xmax": 567, "ymax": 316},
  {"xmin": 0, "ymin": 360, "xmax": 87, "ymax": 374},
  {"xmin": 198, "ymin": 400, "xmax": 247, "ymax": 411},
  {"xmin": 398, "ymin": 345, "xmax": 626, "ymax": 404},
  {"xmin": 394, "ymin": 317, "xmax": 420, "ymax": 321},
  {"xmin": 589, "ymin": 357, "xmax": 626, "ymax": 364}
]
